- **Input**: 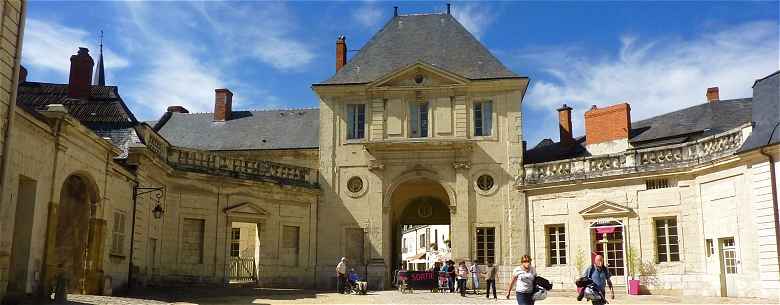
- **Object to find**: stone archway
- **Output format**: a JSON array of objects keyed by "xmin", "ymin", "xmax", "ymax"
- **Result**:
[
  {"xmin": 388, "ymin": 177, "xmax": 453, "ymax": 283},
  {"xmin": 46, "ymin": 174, "xmax": 101, "ymax": 295}
]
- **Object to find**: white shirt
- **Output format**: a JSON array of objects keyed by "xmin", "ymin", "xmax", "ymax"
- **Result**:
[
  {"xmin": 336, "ymin": 261, "xmax": 346, "ymax": 274},
  {"xmin": 512, "ymin": 266, "xmax": 536, "ymax": 293}
]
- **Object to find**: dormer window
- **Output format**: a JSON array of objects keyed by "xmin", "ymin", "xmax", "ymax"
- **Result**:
[
  {"xmin": 347, "ymin": 104, "xmax": 365, "ymax": 140},
  {"xmin": 474, "ymin": 100, "xmax": 493, "ymax": 136},
  {"xmin": 409, "ymin": 101, "xmax": 429, "ymax": 138}
]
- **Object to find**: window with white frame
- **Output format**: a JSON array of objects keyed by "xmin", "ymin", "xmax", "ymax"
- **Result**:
[
  {"xmin": 111, "ymin": 210, "xmax": 127, "ymax": 255},
  {"xmin": 655, "ymin": 217, "xmax": 680, "ymax": 262},
  {"xmin": 547, "ymin": 225, "xmax": 566, "ymax": 265},
  {"xmin": 475, "ymin": 227, "xmax": 496, "ymax": 264},
  {"xmin": 346, "ymin": 104, "xmax": 365, "ymax": 140},
  {"xmin": 419, "ymin": 234, "xmax": 426, "ymax": 251},
  {"xmin": 409, "ymin": 101, "xmax": 429, "ymax": 138},
  {"xmin": 473, "ymin": 100, "xmax": 493, "ymax": 136},
  {"xmin": 231, "ymin": 228, "xmax": 240, "ymax": 257}
]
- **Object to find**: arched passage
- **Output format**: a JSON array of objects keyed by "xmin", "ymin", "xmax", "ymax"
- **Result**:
[
  {"xmin": 389, "ymin": 178, "xmax": 452, "ymax": 277},
  {"xmin": 47, "ymin": 174, "xmax": 101, "ymax": 294}
]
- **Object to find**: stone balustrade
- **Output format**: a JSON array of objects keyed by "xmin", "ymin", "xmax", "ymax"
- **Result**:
[
  {"xmin": 137, "ymin": 126, "xmax": 317, "ymax": 187},
  {"xmin": 523, "ymin": 126, "xmax": 746, "ymax": 185}
]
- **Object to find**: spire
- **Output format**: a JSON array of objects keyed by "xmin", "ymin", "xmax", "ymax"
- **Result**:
[{"xmin": 93, "ymin": 30, "xmax": 105, "ymax": 86}]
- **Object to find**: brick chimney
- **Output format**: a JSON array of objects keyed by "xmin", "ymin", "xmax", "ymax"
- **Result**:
[
  {"xmin": 584, "ymin": 103, "xmax": 631, "ymax": 146},
  {"xmin": 336, "ymin": 35, "xmax": 347, "ymax": 72},
  {"xmin": 706, "ymin": 87, "xmax": 719, "ymax": 103},
  {"xmin": 557, "ymin": 104, "xmax": 574, "ymax": 148},
  {"xmin": 213, "ymin": 88, "xmax": 233, "ymax": 121},
  {"xmin": 166, "ymin": 106, "xmax": 189, "ymax": 114},
  {"xmin": 68, "ymin": 47, "xmax": 94, "ymax": 99}
]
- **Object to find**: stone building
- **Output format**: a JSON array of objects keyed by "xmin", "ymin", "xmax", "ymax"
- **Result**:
[
  {"xmin": 401, "ymin": 224, "xmax": 450, "ymax": 270},
  {"xmin": 0, "ymin": 3, "xmax": 778, "ymax": 302},
  {"xmin": 521, "ymin": 74, "xmax": 780, "ymax": 298}
]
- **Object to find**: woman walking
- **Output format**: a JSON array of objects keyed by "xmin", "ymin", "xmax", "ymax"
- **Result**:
[{"xmin": 505, "ymin": 255, "xmax": 536, "ymax": 305}]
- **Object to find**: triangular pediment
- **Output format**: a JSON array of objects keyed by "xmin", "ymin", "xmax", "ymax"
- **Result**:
[
  {"xmin": 369, "ymin": 62, "xmax": 469, "ymax": 88},
  {"xmin": 224, "ymin": 202, "xmax": 269, "ymax": 218},
  {"xmin": 579, "ymin": 200, "xmax": 633, "ymax": 218}
]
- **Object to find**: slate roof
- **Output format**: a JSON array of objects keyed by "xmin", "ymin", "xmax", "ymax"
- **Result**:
[
  {"xmin": 155, "ymin": 109, "xmax": 320, "ymax": 150},
  {"xmin": 525, "ymin": 98, "xmax": 754, "ymax": 164},
  {"xmin": 739, "ymin": 70, "xmax": 780, "ymax": 153},
  {"xmin": 318, "ymin": 13, "xmax": 521, "ymax": 85},
  {"xmin": 630, "ymin": 98, "xmax": 753, "ymax": 144},
  {"xmin": 16, "ymin": 82, "xmax": 140, "ymax": 158}
]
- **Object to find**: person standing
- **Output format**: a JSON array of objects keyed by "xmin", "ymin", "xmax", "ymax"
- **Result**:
[
  {"xmin": 457, "ymin": 261, "xmax": 469, "ymax": 297},
  {"xmin": 505, "ymin": 255, "xmax": 536, "ymax": 305},
  {"xmin": 469, "ymin": 261, "xmax": 481, "ymax": 294},
  {"xmin": 336, "ymin": 257, "xmax": 348, "ymax": 294},
  {"xmin": 446, "ymin": 260, "xmax": 456, "ymax": 293},
  {"xmin": 582, "ymin": 254, "xmax": 614, "ymax": 305},
  {"xmin": 483, "ymin": 261, "xmax": 498, "ymax": 299}
]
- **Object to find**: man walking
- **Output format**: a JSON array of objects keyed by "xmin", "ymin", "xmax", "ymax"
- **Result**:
[
  {"xmin": 483, "ymin": 261, "xmax": 498, "ymax": 299},
  {"xmin": 336, "ymin": 257, "xmax": 348, "ymax": 294},
  {"xmin": 581, "ymin": 255, "xmax": 614, "ymax": 305}
]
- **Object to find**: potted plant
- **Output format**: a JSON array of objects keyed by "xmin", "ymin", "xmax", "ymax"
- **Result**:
[{"xmin": 627, "ymin": 247, "xmax": 641, "ymax": 295}]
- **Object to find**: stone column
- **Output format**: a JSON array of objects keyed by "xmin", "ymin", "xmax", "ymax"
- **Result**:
[{"xmin": 451, "ymin": 161, "xmax": 471, "ymax": 261}]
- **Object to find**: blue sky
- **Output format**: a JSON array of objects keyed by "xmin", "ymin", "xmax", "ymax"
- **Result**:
[{"xmin": 23, "ymin": 1, "xmax": 779, "ymax": 144}]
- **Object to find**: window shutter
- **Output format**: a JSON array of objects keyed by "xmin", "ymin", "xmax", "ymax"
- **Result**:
[
  {"xmin": 410, "ymin": 102, "xmax": 419, "ymax": 137},
  {"xmin": 483, "ymin": 101, "xmax": 492, "ymax": 136}
]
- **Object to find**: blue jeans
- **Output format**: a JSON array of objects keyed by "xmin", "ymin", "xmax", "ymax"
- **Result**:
[{"xmin": 516, "ymin": 292, "xmax": 535, "ymax": 305}]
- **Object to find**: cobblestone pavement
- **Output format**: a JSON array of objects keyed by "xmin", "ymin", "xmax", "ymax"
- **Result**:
[{"xmin": 51, "ymin": 288, "xmax": 778, "ymax": 305}]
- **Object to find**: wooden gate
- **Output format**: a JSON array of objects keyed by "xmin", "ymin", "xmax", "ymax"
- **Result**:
[{"xmin": 228, "ymin": 257, "xmax": 257, "ymax": 283}]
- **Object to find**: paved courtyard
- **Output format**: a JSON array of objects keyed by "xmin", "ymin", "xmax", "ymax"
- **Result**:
[{"xmin": 42, "ymin": 288, "xmax": 779, "ymax": 305}]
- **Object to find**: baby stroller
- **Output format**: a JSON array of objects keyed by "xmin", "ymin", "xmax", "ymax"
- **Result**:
[
  {"xmin": 575, "ymin": 277, "xmax": 607, "ymax": 303},
  {"xmin": 346, "ymin": 269, "xmax": 367, "ymax": 295}
]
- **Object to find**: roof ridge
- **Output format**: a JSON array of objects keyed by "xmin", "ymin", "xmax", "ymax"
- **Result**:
[{"xmin": 180, "ymin": 107, "xmax": 320, "ymax": 115}]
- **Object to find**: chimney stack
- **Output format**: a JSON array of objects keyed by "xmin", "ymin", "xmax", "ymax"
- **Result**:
[
  {"xmin": 706, "ymin": 87, "xmax": 719, "ymax": 103},
  {"xmin": 584, "ymin": 103, "xmax": 631, "ymax": 146},
  {"xmin": 336, "ymin": 35, "xmax": 347, "ymax": 72},
  {"xmin": 68, "ymin": 47, "xmax": 94, "ymax": 99},
  {"xmin": 446, "ymin": 3, "xmax": 451, "ymax": 15},
  {"xmin": 19, "ymin": 65, "xmax": 27, "ymax": 83},
  {"xmin": 394, "ymin": 6, "xmax": 399, "ymax": 16},
  {"xmin": 213, "ymin": 89, "xmax": 233, "ymax": 121},
  {"xmin": 166, "ymin": 106, "xmax": 189, "ymax": 114},
  {"xmin": 557, "ymin": 104, "xmax": 574, "ymax": 148}
]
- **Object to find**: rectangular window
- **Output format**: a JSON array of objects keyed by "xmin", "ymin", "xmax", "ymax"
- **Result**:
[
  {"xmin": 346, "ymin": 104, "xmax": 366, "ymax": 140},
  {"xmin": 646, "ymin": 179, "xmax": 670, "ymax": 190},
  {"xmin": 419, "ymin": 234, "xmax": 426, "ymax": 250},
  {"xmin": 402, "ymin": 237, "xmax": 407, "ymax": 253},
  {"xmin": 181, "ymin": 218, "xmax": 205, "ymax": 264},
  {"xmin": 475, "ymin": 227, "xmax": 496, "ymax": 264},
  {"xmin": 721, "ymin": 238, "xmax": 737, "ymax": 274},
  {"xmin": 409, "ymin": 102, "xmax": 429, "ymax": 138},
  {"xmin": 547, "ymin": 225, "xmax": 567, "ymax": 265},
  {"xmin": 111, "ymin": 210, "xmax": 127, "ymax": 255},
  {"xmin": 473, "ymin": 101, "xmax": 493, "ymax": 136},
  {"xmin": 282, "ymin": 225, "xmax": 300, "ymax": 266},
  {"xmin": 655, "ymin": 217, "xmax": 680, "ymax": 262},
  {"xmin": 706, "ymin": 239, "xmax": 714, "ymax": 257},
  {"xmin": 231, "ymin": 228, "xmax": 241, "ymax": 257}
]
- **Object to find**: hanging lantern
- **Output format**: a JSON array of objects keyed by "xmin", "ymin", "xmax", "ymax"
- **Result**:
[{"xmin": 152, "ymin": 204, "xmax": 164, "ymax": 219}]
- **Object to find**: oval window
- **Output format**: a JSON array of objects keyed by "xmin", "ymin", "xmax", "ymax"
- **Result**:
[
  {"xmin": 347, "ymin": 176, "xmax": 364, "ymax": 193},
  {"xmin": 477, "ymin": 174, "xmax": 494, "ymax": 191}
]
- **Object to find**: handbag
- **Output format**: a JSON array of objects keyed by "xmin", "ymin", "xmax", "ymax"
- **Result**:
[{"xmin": 532, "ymin": 287, "xmax": 548, "ymax": 300}]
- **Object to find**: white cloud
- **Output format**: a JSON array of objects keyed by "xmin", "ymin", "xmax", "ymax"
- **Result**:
[
  {"xmin": 451, "ymin": 3, "xmax": 493, "ymax": 38},
  {"xmin": 353, "ymin": 3, "xmax": 384, "ymax": 29},
  {"xmin": 22, "ymin": 18, "xmax": 129, "ymax": 76},
  {"xmin": 518, "ymin": 21, "xmax": 779, "ymax": 142}
]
